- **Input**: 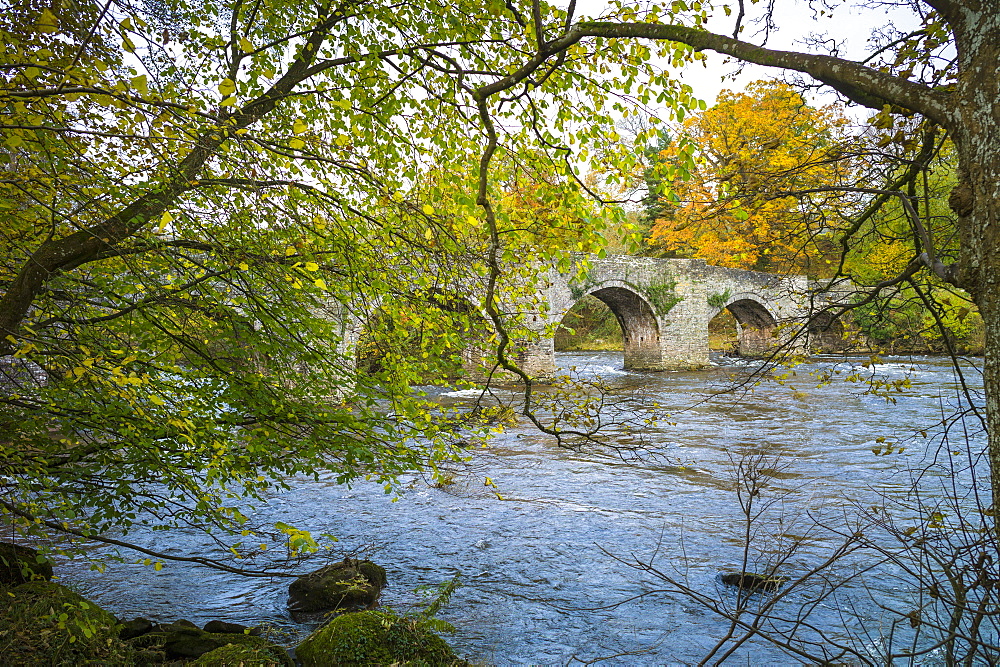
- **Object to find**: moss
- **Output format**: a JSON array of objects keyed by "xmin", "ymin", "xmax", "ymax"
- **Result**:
[
  {"xmin": 707, "ymin": 288, "xmax": 732, "ymax": 310},
  {"xmin": 191, "ymin": 640, "xmax": 290, "ymax": 666},
  {"xmin": 296, "ymin": 610, "xmax": 465, "ymax": 666},
  {"xmin": 0, "ymin": 581, "xmax": 135, "ymax": 666},
  {"xmin": 645, "ymin": 279, "xmax": 682, "ymax": 315},
  {"xmin": 355, "ymin": 560, "xmax": 388, "ymax": 590}
]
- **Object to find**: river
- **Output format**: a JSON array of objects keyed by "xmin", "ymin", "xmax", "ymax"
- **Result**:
[{"xmin": 60, "ymin": 351, "xmax": 988, "ymax": 664}]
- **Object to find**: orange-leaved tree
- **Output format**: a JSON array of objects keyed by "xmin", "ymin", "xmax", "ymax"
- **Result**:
[{"xmin": 647, "ymin": 80, "xmax": 858, "ymax": 276}]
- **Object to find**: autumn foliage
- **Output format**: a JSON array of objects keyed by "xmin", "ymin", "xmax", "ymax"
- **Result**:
[{"xmin": 647, "ymin": 81, "xmax": 857, "ymax": 275}]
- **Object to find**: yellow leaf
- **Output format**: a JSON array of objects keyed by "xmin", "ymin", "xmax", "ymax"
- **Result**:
[
  {"xmin": 36, "ymin": 8, "xmax": 59, "ymax": 33},
  {"xmin": 150, "ymin": 395, "xmax": 164, "ymax": 406},
  {"xmin": 284, "ymin": 247, "xmax": 296, "ymax": 256},
  {"xmin": 218, "ymin": 78, "xmax": 237, "ymax": 97},
  {"xmin": 422, "ymin": 204, "xmax": 435, "ymax": 216},
  {"xmin": 154, "ymin": 561, "xmax": 163, "ymax": 571},
  {"xmin": 334, "ymin": 134, "xmax": 350, "ymax": 146},
  {"xmin": 289, "ymin": 138, "xmax": 305, "ymax": 149},
  {"xmin": 157, "ymin": 211, "xmax": 172, "ymax": 233},
  {"xmin": 304, "ymin": 262, "xmax": 319, "ymax": 272},
  {"xmin": 314, "ymin": 278, "xmax": 326, "ymax": 290},
  {"xmin": 292, "ymin": 119, "xmax": 307, "ymax": 134},
  {"xmin": 239, "ymin": 37, "xmax": 253, "ymax": 53},
  {"xmin": 220, "ymin": 96, "xmax": 237, "ymax": 107},
  {"xmin": 424, "ymin": 228, "xmax": 434, "ymax": 240},
  {"xmin": 130, "ymin": 74, "xmax": 148, "ymax": 95},
  {"xmin": 238, "ymin": 262, "xmax": 248, "ymax": 271}
]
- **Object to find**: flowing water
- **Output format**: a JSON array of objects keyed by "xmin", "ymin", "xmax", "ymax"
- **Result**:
[{"xmin": 59, "ymin": 351, "xmax": 987, "ymax": 664}]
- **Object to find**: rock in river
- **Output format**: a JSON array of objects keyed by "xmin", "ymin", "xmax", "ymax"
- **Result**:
[
  {"xmin": 720, "ymin": 571, "xmax": 789, "ymax": 592},
  {"xmin": 295, "ymin": 609, "xmax": 465, "ymax": 666},
  {"xmin": 288, "ymin": 558, "xmax": 387, "ymax": 613}
]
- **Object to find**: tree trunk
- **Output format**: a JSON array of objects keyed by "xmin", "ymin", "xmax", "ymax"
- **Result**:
[{"xmin": 950, "ymin": 10, "xmax": 1000, "ymax": 524}]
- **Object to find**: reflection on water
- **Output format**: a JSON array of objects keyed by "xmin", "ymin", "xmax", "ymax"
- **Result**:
[{"xmin": 59, "ymin": 352, "xmax": 986, "ymax": 664}]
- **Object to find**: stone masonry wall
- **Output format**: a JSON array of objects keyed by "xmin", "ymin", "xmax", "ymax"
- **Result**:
[{"xmin": 535, "ymin": 254, "xmax": 811, "ymax": 372}]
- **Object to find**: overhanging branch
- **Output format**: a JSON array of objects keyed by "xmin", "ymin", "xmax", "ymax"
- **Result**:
[
  {"xmin": 569, "ymin": 22, "xmax": 952, "ymax": 128},
  {"xmin": 0, "ymin": 498, "xmax": 296, "ymax": 577}
]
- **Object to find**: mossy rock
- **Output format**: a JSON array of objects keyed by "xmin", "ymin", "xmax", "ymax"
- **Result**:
[
  {"xmin": 129, "ymin": 627, "xmax": 292, "ymax": 665},
  {"xmin": 191, "ymin": 639, "xmax": 291, "ymax": 666},
  {"xmin": 296, "ymin": 610, "xmax": 465, "ymax": 666},
  {"xmin": 288, "ymin": 559, "xmax": 387, "ymax": 613},
  {"xmin": 203, "ymin": 619, "xmax": 256, "ymax": 634},
  {"xmin": 0, "ymin": 542, "xmax": 53, "ymax": 586},
  {"xmin": 119, "ymin": 616, "xmax": 155, "ymax": 640},
  {"xmin": 0, "ymin": 580, "xmax": 134, "ymax": 666}
]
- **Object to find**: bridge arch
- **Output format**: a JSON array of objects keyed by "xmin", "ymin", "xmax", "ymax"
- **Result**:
[
  {"xmin": 558, "ymin": 280, "xmax": 663, "ymax": 370},
  {"xmin": 806, "ymin": 310, "xmax": 846, "ymax": 352},
  {"xmin": 710, "ymin": 293, "xmax": 781, "ymax": 358}
]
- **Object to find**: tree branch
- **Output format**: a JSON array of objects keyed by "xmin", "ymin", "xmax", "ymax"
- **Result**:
[
  {"xmin": 0, "ymin": 498, "xmax": 296, "ymax": 577},
  {"xmin": 570, "ymin": 22, "xmax": 953, "ymax": 127}
]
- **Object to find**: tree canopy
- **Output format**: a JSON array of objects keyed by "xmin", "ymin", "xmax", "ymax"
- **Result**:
[
  {"xmin": 646, "ymin": 80, "xmax": 854, "ymax": 275},
  {"xmin": 0, "ymin": 0, "xmax": 644, "ymax": 568}
]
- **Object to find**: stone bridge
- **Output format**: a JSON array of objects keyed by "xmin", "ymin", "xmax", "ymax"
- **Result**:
[
  {"xmin": 515, "ymin": 254, "xmax": 827, "ymax": 374},
  {"xmin": 335, "ymin": 253, "xmax": 847, "ymax": 378}
]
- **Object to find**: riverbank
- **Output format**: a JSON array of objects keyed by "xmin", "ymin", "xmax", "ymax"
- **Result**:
[{"xmin": 1, "ymin": 544, "xmax": 467, "ymax": 666}]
